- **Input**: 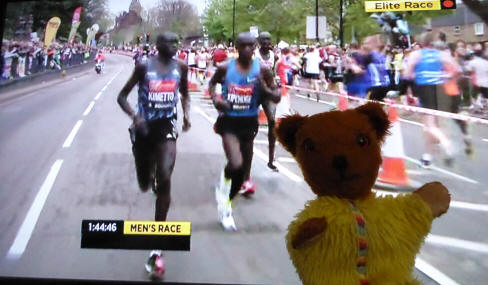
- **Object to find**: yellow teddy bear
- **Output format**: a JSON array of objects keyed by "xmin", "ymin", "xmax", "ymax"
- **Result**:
[{"xmin": 275, "ymin": 103, "xmax": 450, "ymax": 285}]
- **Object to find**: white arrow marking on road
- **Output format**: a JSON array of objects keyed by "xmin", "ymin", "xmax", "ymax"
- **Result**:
[
  {"xmin": 483, "ymin": 139, "xmax": 488, "ymax": 143},
  {"xmin": 402, "ymin": 156, "xmax": 478, "ymax": 184},
  {"xmin": 6, "ymin": 160, "xmax": 64, "ymax": 260},
  {"xmin": 83, "ymin": 101, "xmax": 95, "ymax": 116},
  {"xmin": 62, "ymin": 120, "xmax": 83, "ymax": 148},
  {"xmin": 415, "ymin": 258, "xmax": 460, "ymax": 285}
]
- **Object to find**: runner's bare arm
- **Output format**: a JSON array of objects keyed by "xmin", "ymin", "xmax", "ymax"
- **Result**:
[
  {"xmin": 441, "ymin": 52, "xmax": 462, "ymax": 79},
  {"xmin": 403, "ymin": 50, "xmax": 421, "ymax": 80},
  {"xmin": 178, "ymin": 60, "xmax": 191, "ymax": 131},
  {"xmin": 209, "ymin": 64, "xmax": 231, "ymax": 111},
  {"xmin": 260, "ymin": 66, "xmax": 281, "ymax": 103},
  {"xmin": 117, "ymin": 64, "xmax": 145, "ymax": 120}
]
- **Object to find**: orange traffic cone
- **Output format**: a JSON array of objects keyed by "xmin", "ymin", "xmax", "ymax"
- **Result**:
[
  {"xmin": 189, "ymin": 81, "xmax": 199, "ymax": 92},
  {"xmin": 338, "ymin": 94, "xmax": 349, "ymax": 111},
  {"xmin": 258, "ymin": 108, "xmax": 268, "ymax": 125},
  {"xmin": 203, "ymin": 89, "xmax": 211, "ymax": 99},
  {"xmin": 376, "ymin": 102, "xmax": 411, "ymax": 190}
]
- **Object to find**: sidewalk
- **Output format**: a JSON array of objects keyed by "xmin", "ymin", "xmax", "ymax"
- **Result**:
[{"xmin": 0, "ymin": 62, "xmax": 94, "ymax": 105}]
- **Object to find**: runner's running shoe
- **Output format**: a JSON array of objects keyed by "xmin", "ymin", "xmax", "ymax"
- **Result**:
[
  {"xmin": 218, "ymin": 199, "xmax": 236, "ymax": 231},
  {"xmin": 420, "ymin": 153, "xmax": 432, "ymax": 168},
  {"xmin": 239, "ymin": 179, "xmax": 256, "ymax": 197},
  {"xmin": 145, "ymin": 250, "xmax": 165, "ymax": 278},
  {"xmin": 267, "ymin": 162, "xmax": 279, "ymax": 172},
  {"xmin": 216, "ymin": 170, "xmax": 236, "ymax": 231},
  {"xmin": 215, "ymin": 170, "xmax": 231, "ymax": 205}
]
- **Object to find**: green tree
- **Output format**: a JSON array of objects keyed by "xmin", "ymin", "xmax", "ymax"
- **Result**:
[
  {"xmin": 203, "ymin": 0, "xmax": 454, "ymax": 45},
  {"xmin": 3, "ymin": 0, "xmax": 112, "ymax": 43}
]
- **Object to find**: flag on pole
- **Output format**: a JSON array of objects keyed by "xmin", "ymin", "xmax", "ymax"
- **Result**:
[
  {"xmin": 68, "ymin": 6, "xmax": 82, "ymax": 44},
  {"xmin": 44, "ymin": 17, "xmax": 61, "ymax": 49}
]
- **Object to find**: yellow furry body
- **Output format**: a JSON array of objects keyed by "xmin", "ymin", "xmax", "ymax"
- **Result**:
[{"xmin": 286, "ymin": 193, "xmax": 433, "ymax": 285}]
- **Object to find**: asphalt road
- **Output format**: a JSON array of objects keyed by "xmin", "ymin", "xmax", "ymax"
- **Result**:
[{"xmin": 0, "ymin": 54, "xmax": 486, "ymax": 284}]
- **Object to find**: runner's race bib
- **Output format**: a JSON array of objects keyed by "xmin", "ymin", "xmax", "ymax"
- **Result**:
[
  {"xmin": 227, "ymin": 83, "xmax": 253, "ymax": 111},
  {"xmin": 148, "ymin": 79, "xmax": 177, "ymax": 109}
]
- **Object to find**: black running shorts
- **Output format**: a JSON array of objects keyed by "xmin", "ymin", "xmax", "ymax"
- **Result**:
[
  {"xmin": 130, "ymin": 117, "xmax": 178, "ymax": 146},
  {"xmin": 214, "ymin": 115, "xmax": 258, "ymax": 141},
  {"xmin": 412, "ymin": 84, "xmax": 443, "ymax": 110}
]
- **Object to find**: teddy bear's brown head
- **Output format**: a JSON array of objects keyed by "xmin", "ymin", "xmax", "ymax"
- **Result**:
[{"xmin": 276, "ymin": 103, "xmax": 390, "ymax": 200}]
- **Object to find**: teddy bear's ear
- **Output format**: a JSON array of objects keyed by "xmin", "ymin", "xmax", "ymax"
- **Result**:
[
  {"xmin": 356, "ymin": 103, "xmax": 391, "ymax": 142},
  {"xmin": 275, "ymin": 114, "xmax": 307, "ymax": 155}
]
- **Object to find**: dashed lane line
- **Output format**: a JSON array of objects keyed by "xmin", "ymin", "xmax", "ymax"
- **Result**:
[
  {"xmin": 83, "ymin": 101, "xmax": 95, "ymax": 116},
  {"xmin": 62, "ymin": 120, "xmax": 83, "ymax": 148}
]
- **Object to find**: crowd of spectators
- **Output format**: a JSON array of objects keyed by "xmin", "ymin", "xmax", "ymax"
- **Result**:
[{"xmin": 1, "ymin": 39, "xmax": 97, "ymax": 82}]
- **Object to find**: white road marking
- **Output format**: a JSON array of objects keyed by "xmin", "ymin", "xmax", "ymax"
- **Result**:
[
  {"xmin": 295, "ymin": 94, "xmax": 335, "ymax": 106},
  {"xmin": 258, "ymin": 127, "xmax": 268, "ymax": 133},
  {"xmin": 483, "ymin": 139, "xmax": 488, "ymax": 143},
  {"xmin": 6, "ymin": 160, "xmax": 64, "ymax": 260},
  {"xmin": 426, "ymin": 234, "xmax": 488, "ymax": 254},
  {"xmin": 415, "ymin": 258, "xmax": 460, "ymax": 285},
  {"xmin": 403, "ymin": 156, "xmax": 478, "ymax": 184},
  {"xmin": 194, "ymin": 106, "xmax": 215, "ymax": 124},
  {"xmin": 94, "ymin": 92, "xmax": 102, "ymax": 100},
  {"xmin": 62, "ymin": 120, "xmax": 83, "ymax": 148},
  {"xmin": 373, "ymin": 189, "xmax": 488, "ymax": 212},
  {"xmin": 277, "ymin": 157, "xmax": 297, "ymax": 163},
  {"xmin": 254, "ymin": 149, "xmax": 303, "ymax": 182},
  {"xmin": 82, "ymin": 101, "xmax": 95, "ymax": 116},
  {"xmin": 254, "ymin": 140, "xmax": 268, "ymax": 145},
  {"xmin": 94, "ymin": 71, "xmax": 121, "ymax": 101},
  {"xmin": 450, "ymin": 201, "xmax": 488, "ymax": 212}
]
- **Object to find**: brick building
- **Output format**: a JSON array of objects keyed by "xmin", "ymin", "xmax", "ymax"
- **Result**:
[{"xmin": 426, "ymin": 3, "xmax": 487, "ymax": 44}]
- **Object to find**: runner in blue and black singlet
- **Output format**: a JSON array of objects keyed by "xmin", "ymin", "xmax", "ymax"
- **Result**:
[
  {"xmin": 208, "ymin": 32, "xmax": 281, "ymax": 231},
  {"xmin": 117, "ymin": 32, "xmax": 190, "ymax": 277}
]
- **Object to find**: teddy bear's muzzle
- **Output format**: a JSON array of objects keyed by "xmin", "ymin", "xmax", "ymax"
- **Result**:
[{"xmin": 332, "ymin": 155, "xmax": 348, "ymax": 172}]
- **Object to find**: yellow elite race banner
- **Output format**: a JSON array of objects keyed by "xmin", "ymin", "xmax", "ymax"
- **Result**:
[
  {"xmin": 44, "ymin": 17, "xmax": 61, "ymax": 48},
  {"xmin": 364, "ymin": 0, "xmax": 457, "ymax": 12}
]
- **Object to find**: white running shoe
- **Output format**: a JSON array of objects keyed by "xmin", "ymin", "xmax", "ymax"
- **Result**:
[
  {"xmin": 219, "ymin": 200, "xmax": 237, "ymax": 231},
  {"xmin": 215, "ymin": 170, "xmax": 236, "ymax": 231},
  {"xmin": 215, "ymin": 170, "xmax": 231, "ymax": 205}
]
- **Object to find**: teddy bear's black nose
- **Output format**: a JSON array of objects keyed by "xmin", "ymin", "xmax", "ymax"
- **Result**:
[{"xmin": 332, "ymin": 155, "xmax": 348, "ymax": 172}]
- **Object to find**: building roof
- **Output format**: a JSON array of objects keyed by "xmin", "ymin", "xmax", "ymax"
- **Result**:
[{"xmin": 431, "ymin": 3, "xmax": 486, "ymax": 27}]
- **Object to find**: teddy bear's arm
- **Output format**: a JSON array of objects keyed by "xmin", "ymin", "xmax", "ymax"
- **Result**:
[
  {"xmin": 291, "ymin": 217, "xmax": 327, "ymax": 249},
  {"xmin": 413, "ymin": 182, "xmax": 450, "ymax": 218}
]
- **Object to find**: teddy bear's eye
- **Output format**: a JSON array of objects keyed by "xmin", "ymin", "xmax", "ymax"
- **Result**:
[
  {"xmin": 302, "ymin": 138, "xmax": 315, "ymax": 151},
  {"xmin": 357, "ymin": 135, "xmax": 370, "ymax": 147}
]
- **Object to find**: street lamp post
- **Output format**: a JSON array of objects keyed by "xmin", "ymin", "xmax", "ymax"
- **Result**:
[
  {"xmin": 339, "ymin": 0, "xmax": 344, "ymax": 48},
  {"xmin": 233, "ymin": 0, "xmax": 236, "ymax": 46},
  {"xmin": 315, "ymin": 0, "xmax": 319, "ymax": 42}
]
